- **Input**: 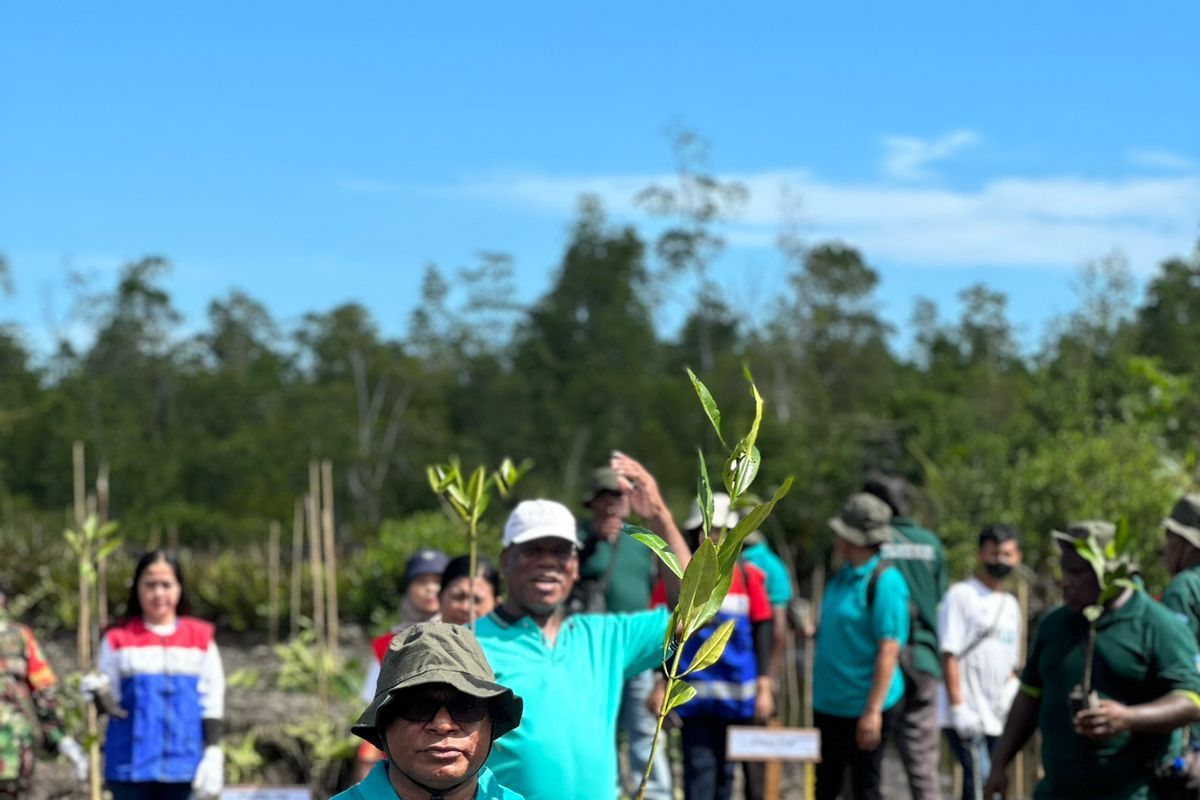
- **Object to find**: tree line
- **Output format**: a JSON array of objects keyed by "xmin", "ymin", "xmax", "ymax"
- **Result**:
[{"xmin": 1, "ymin": 191, "xmax": 1198, "ymax": 602}]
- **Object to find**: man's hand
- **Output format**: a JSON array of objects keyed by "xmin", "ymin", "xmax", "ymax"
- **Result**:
[
  {"xmin": 856, "ymin": 708, "xmax": 883, "ymax": 751},
  {"xmin": 950, "ymin": 703, "xmax": 984, "ymax": 740},
  {"xmin": 754, "ymin": 678, "xmax": 775, "ymax": 723},
  {"xmin": 610, "ymin": 451, "xmax": 667, "ymax": 521},
  {"xmin": 1074, "ymin": 699, "xmax": 1133, "ymax": 740},
  {"xmin": 982, "ymin": 766, "xmax": 1008, "ymax": 799}
]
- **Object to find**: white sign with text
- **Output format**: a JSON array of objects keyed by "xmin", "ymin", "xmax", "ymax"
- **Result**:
[{"xmin": 726, "ymin": 726, "xmax": 821, "ymax": 762}]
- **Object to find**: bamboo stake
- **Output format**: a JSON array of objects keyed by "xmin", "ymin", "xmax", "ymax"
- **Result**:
[
  {"xmin": 321, "ymin": 459, "xmax": 338, "ymax": 659},
  {"xmin": 290, "ymin": 499, "xmax": 303, "ymax": 639},
  {"xmin": 268, "ymin": 520, "xmax": 281, "ymax": 646},
  {"xmin": 96, "ymin": 461, "xmax": 110, "ymax": 630},
  {"xmin": 306, "ymin": 490, "xmax": 327, "ymax": 704},
  {"xmin": 803, "ymin": 563, "xmax": 823, "ymax": 800},
  {"xmin": 73, "ymin": 442, "xmax": 102, "ymax": 800},
  {"xmin": 167, "ymin": 523, "xmax": 179, "ymax": 551}
]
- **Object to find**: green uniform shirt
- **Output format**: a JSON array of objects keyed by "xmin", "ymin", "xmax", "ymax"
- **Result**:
[
  {"xmin": 577, "ymin": 523, "xmax": 657, "ymax": 613},
  {"xmin": 331, "ymin": 759, "xmax": 523, "ymax": 800},
  {"xmin": 1162, "ymin": 566, "xmax": 1200, "ymax": 641},
  {"xmin": 1020, "ymin": 591, "xmax": 1200, "ymax": 800},
  {"xmin": 880, "ymin": 517, "xmax": 947, "ymax": 678},
  {"xmin": 475, "ymin": 607, "xmax": 669, "ymax": 800},
  {"xmin": 741, "ymin": 541, "xmax": 794, "ymax": 608}
]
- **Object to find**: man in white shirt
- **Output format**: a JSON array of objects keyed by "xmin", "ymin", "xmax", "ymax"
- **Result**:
[{"xmin": 938, "ymin": 523, "xmax": 1023, "ymax": 800}]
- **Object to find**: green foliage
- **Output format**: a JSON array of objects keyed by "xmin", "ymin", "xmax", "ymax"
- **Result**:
[{"xmin": 273, "ymin": 627, "xmax": 360, "ymax": 704}]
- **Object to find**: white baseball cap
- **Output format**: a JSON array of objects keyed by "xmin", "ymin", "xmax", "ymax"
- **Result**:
[
  {"xmin": 503, "ymin": 500, "xmax": 580, "ymax": 548},
  {"xmin": 682, "ymin": 492, "xmax": 739, "ymax": 531}
]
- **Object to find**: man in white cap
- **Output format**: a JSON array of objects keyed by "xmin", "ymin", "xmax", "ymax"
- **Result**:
[{"xmin": 473, "ymin": 451, "xmax": 692, "ymax": 800}]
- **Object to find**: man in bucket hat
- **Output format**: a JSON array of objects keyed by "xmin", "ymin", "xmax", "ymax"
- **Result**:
[
  {"xmin": 985, "ymin": 520, "xmax": 1200, "ymax": 800},
  {"xmin": 813, "ymin": 492, "xmax": 911, "ymax": 800},
  {"xmin": 336, "ymin": 622, "xmax": 525, "ymax": 800}
]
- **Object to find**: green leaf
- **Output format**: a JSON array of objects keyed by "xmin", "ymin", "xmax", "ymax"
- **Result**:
[
  {"xmin": 445, "ymin": 484, "xmax": 471, "ymax": 519},
  {"xmin": 718, "ymin": 477, "xmax": 794, "ymax": 577},
  {"xmin": 665, "ymin": 679, "xmax": 696, "ymax": 712},
  {"xmin": 687, "ymin": 368, "xmax": 726, "ymax": 448},
  {"xmin": 1083, "ymin": 605, "xmax": 1103, "ymax": 623},
  {"xmin": 678, "ymin": 538, "xmax": 721, "ymax": 638},
  {"xmin": 724, "ymin": 443, "xmax": 761, "ymax": 499},
  {"xmin": 96, "ymin": 539, "xmax": 122, "ymax": 563},
  {"xmin": 684, "ymin": 619, "xmax": 736, "ymax": 675},
  {"xmin": 1114, "ymin": 517, "xmax": 1131, "ymax": 556},
  {"xmin": 693, "ymin": 570, "xmax": 734, "ymax": 634},
  {"xmin": 696, "ymin": 449, "xmax": 714, "ymax": 537},
  {"xmin": 742, "ymin": 366, "xmax": 764, "ymax": 455},
  {"xmin": 629, "ymin": 529, "xmax": 684, "ymax": 579},
  {"xmin": 1073, "ymin": 538, "xmax": 1105, "ymax": 588}
]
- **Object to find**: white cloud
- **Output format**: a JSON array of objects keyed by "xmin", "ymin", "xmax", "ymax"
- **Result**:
[
  {"xmin": 387, "ymin": 167, "xmax": 1200, "ymax": 275},
  {"xmin": 881, "ymin": 129, "xmax": 981, "ymax": 181},
  {"xmin": 1128, "ymin": 148, "xmax": 1196, "ymax": 172}
]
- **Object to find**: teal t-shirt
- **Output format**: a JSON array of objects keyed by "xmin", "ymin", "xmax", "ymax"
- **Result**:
[
  {"xmin": 812, "ymin": 555, "xmax": 909, "ymax": 717},
  {"xmin": 741, "ymin": 540, "xmax": 794, "ymax": 607},
  {"xmin": 475, "ymin": 607, "xmax": 670, "ymax": 800},
  {"xmin": 331, "ymin": 759, "xmax": 523, "ymax": 800},
  {"xmin": 577, "ymin": 523, "xmax": 658, "ymax": 613}
]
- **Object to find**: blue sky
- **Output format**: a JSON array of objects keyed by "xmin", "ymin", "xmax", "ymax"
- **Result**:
[{"xmin": 2, "ymin": 3, "xmax": 1198, "ymax": 356}]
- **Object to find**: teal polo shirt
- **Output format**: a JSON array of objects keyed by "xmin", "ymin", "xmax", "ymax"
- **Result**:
[
  {"xmin": 332, "ymin": 760, "xmax": 524, "ymax": 800},
  {"xmin": 475, "ymin": 606, "xmax": 670, "ymax": 800},
  {"xmin": 741, "ymin": 540, "xmax": 794, "ymax": 607},
  {"xmin": 813, "ymin": 555, "xmax": 909, "ymax": 717}
]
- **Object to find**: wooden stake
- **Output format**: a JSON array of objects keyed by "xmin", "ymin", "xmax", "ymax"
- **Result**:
[
  {"xmin": 804, "ymin": 564, "xmax": 824, "ymax": 729},
  {"xmin": 72, "ymin": 441, "xmax": 102, "ymax": 800},
  {"xmin": 268, "ymin": 520, "xmax": 281, "ymax": 646},
  {"xmin": 306, "ymin": 488, "xmax": 328, "ymax": 704},
  {"xmin": 290, "ymin": 499, "xmax": 304, "ymax": 639},
  {"xmin": 168, "ymin": 523, "xmax": 179, "ymax": 551},
  {"xmin": 321, "ymin": 459, "xmax": 338, "ymax": 659},
  {"xmin": 96, "ymin": 461, "xmax": 110, "ymax": 631}
]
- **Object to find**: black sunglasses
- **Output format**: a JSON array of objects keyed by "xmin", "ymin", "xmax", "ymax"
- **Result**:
[{"xmin": 393, "ymin": 691, "xmax": 490, "ymax": 725}]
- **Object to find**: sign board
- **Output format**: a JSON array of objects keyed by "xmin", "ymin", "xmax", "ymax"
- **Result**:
[
  {"xmin": 222, "ymin": 788, "xmax": 310, "ymax": 800},
  {"xmin": 726, "ymin": 725, "xmax": 821, "ymax": 762}
]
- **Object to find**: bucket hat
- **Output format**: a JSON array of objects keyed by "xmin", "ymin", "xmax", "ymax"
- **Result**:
[
  {"xmin": 1051, "ymin": 520, "xmax": 1116, "ymax": 549},
  {"xmin": 829, "ymin": 493, "xmax": 896, "ymax": 547},
  {"xmin": 1164, "ymin": 494, "xmax": 1200, "ymax": 550},
  {"xmin": 351, "ymin": 622, "xmax": 523, "ymax": 750},
  {"xmin": 581, "ymin": 467, "xmax": 624, "ymax": 506}
]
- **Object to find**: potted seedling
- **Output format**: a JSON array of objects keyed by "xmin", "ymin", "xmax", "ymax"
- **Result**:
[{"xmin": 1063, "ymin": 519, "xmax": 1137, "ymax": 718}]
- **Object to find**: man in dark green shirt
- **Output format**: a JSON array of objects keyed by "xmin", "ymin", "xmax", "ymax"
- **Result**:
[
  {"xmin": 986, "ymin": 521, "xmax": 1200, "ymax": 800},
  {"xmin": 576, "ymin": 466, "xmax": 670, "ymax": 800},
  {"xmin": 864, "ymin": 470, "xmax": 947, "ymax": 800},
  {"xmin": 1160, "ymin": 493, "xmax": 1200, "ymax": 783}
]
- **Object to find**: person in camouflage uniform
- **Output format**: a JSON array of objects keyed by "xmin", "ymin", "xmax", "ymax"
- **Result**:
[{"xmin": 0, "ymin": 581, "xmax": 86, "ymax": 799}]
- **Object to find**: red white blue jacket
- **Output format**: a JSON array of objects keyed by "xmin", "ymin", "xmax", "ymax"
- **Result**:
[{"xmin": 98, "ymin": 617, "xmax": 224, "ymax": 782}]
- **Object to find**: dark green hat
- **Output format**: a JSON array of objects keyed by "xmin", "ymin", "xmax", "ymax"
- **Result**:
[
  {"xmin": 1052, "ymin": 520, "xmax": 1116, "ymax": 548},
  {"xmin": 828, "ymin": 493, "xmax": 896, "ymax": 547},
  {"xmin": 1165, "ymin": 495, "xmax": 1200, "ymax": 550},
  {"xmin": 582, "ymin": 466, "xmax": 623, "ymax": 506},
  {"xmin": 351, "ymin": 622, "xmax": 523, "ymax": 750}
]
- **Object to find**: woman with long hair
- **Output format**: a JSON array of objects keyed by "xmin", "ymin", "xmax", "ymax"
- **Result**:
[{"xmin": 91, "ymin": 550, "xmax": 225, "ymax": 800}]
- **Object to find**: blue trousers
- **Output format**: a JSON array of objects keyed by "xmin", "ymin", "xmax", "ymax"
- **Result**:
[{"xmin": 944, "ymin": 728, "xmax": 998, "ymax": 800}]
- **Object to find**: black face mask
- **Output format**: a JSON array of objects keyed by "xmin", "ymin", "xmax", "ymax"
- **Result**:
[{"xmin": 984, "ymin": 561, "xmax": 1013, "ymax": 579}]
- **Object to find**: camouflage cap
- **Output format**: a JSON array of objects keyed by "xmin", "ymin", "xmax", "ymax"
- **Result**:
[
  {"xmin": 828, "ymin": 493, "xmax": 896, "ymax": 547},
  {"xmin": 1165, "ymin": 494, "xmax": 1200, "ymax": 550},
  {"xmin": 1051, "ymin": 520, "xmax": 1116, "ymax": 549},
  {"xmin": 351, "ymin": 622, "xmax": 523, "ymax": 750}
]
